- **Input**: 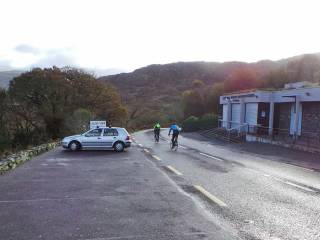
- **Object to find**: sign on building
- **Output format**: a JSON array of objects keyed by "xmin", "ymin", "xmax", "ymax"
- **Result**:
[{"xmin": 90, "ymin": 121, "xmax": 106, "ymax": 129}]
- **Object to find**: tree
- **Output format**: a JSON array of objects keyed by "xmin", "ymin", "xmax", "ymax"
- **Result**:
[
  {"xmin": 262, "ymin": 69, "xmax": 289, "ymax": 89},
  {"xmin": 182, "ymin": 90, "xmax": 205, "ymax": 118},
  {"xmin": 8, "ymin": 67, "xmax": 127, "ymax": 140},
  {"xmin": 63, "ymin": 108, "xmax": 92, "ymax": 135},
  {"xmin": 287, "ymin": 54, "xmax": 320, "ymax": 83},
  {"xmin": 0, "ymin": 88, "xmax": 11, "ymax": 154},
  {"xmin": 192, "ymin": 79, "xmax": 205, "ymax": 88},
  {"xmin": 224, "ymin": 67, "xmax": 260, "ymax": 92},
  {"xmin": 203, "ymin": 83, "xmax": 224, "ymax": 114}
]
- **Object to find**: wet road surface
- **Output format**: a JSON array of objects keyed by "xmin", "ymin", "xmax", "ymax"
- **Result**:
[
  {"xmin": 1, "ymin": 129, "xmax": 320, "ymax": 240},
  {"xmin": 134, "ymin": 130, "xmax": 320, "ymax": 240},
  {"xmin": 0, "ymin": 137, "xmax": 237, "ymax": 240}
]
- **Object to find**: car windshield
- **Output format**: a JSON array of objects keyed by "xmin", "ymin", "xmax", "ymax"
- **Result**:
[{"xmin": 84, "ymin": 128, "xmax": 102, "ymax": 137}]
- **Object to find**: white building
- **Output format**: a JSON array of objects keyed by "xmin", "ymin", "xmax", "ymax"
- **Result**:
[{"xmin": 219, "ymin": 82, "xmax": 320, "ymax": 142}]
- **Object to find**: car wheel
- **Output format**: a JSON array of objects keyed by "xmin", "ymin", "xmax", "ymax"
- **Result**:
[
  {"xmin": 114, "ymin": 142, "xmax": 124, "ymax": 152},
  {"xmin": 69, "ymin": 141, "xmax": 80, "ymax": 151}
]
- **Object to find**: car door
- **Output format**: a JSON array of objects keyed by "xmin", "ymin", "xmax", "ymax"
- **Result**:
[
  {"xmin": 101, "ymin": 128, "xmax": 119, "ymax": 148},
  {"xmin": 81, "ymin": 128, "xmax": 103, "ymax": 148}
]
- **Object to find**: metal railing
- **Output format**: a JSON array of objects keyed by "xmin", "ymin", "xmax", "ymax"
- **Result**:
[
  {"xmin": 218, "ymin": 120, "xmax": 320, "ymax": 149},
  {"xmin": 218, "ymin": 120, "xmax": 248, "ymax": 142},
  {"xmin": 246, "ymin": 124, "xmax": 320, "ymax": 150},
  {"xmin": 218, "ymin": 120, "xmax": 248, "ymax": 134}
]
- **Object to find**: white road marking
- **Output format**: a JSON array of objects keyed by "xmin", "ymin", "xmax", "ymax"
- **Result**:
[
  {"xmin": 288, "ymin": 164, "xmax": 314, "ymax": 172},
  {"xmin": 152, "ymin": 155, "xmax": 161, "ymax": 161},
  {"xmin": 179, "ymin": 145, "xmax": 187, "ymax": 149},
  {"xmin": 143, "ymin": 149, "xmax": 150, "ymax": 153},
  {"xmin": 193, "ymin": 185, "xmax": 227, "ymax": 208},
  {"xmin": 138, "ymin": 144, "xmax": 143, "ymax": 147},
  {"xmin": 56, "ymin": 163, "xmax": 69, "ymax": 166},
  {"xmin": 283, "ymin": 181, "xmax": 316, "ymax": 192},
  {"xmin": 199, "ymin": 152, "xmax": 223, "ymax": 162},
  {"xmin": 166, "ymin": 165, "xmax": 183, "ymax": 176}
]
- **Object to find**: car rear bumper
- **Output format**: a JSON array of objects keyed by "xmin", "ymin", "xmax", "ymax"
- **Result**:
[{"xmin": 125, "ymin": 142, "xmax": 131, "ymax": 148}]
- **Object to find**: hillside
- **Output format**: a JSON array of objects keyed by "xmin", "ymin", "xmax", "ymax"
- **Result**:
[
  {"xmin": 99, "ymin": 60, "xmax": 279, "ymax": 106},
  {"xmin": 99, "ymin": 53, "xmax": 320, "ymax": 127},
  {"xmin": 100, "ymin": 54, "xmax": 320, "ymax": 102}
]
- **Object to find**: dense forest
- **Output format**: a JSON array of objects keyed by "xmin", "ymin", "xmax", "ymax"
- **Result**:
[
  {"xmin": 100, "ymin": 53, "xmax": 320, "ymax": 130},
  {"xmin": 0, "ymin": 67, "xmax": 126, "ymax": 157}
]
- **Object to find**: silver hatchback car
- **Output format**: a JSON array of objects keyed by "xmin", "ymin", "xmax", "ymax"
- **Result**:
[{"xmin": 62, "ymin": 127, "xmax": 132, "ymax": 152}]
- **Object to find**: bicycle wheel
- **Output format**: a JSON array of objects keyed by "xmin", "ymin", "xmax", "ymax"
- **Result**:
[{"xmin": 173, "ymin": 141, "xmax": 178, "ymax": 151}]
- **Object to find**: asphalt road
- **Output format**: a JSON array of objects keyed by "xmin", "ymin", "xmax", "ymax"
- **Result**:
[
  {"xmin": 1, "ymin": 130, "xmax": 320, "ymax": 240},
  {"xmin": 133, "ymin": 130, "xmax": 320, "ymax": 240},
  {"xmin": 0, "ymin": 136, "xmax": 237, "ymax": 240}
]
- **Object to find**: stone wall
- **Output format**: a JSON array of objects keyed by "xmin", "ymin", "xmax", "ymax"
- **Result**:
[{"xmin": 0, "ymin": 142, "xmax": 59, "ymax": 174}]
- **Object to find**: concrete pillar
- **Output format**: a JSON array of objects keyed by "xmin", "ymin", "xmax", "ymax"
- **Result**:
[
  {"xmin": 239, "ymin": 99, "xmax": 245, "ymax": 125},
  {"xmin": 268, "ymin": 101, "xmax": 274, "ymax": 136},
  {"xmin": 239, "ymin": 99, "xmax": 245, "ymax": 133},
  {"xmin": 293, "ymin": 96, "xmax": 300, "ymax": 138},
  {"xmin": 227, "ymin": 100, "xmax": 232, "ymax": 129}
]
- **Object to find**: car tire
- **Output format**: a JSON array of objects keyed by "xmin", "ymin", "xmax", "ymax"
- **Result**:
[
  {"xmin": 69, "ymin": 141, "xmax": 80, "ymax": 151},
  {"xmin": 114, "ymin": 142, "xmax": 125, "ymax": 152}
]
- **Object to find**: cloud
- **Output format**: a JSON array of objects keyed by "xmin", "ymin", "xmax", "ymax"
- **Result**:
[
  {"xmin": 0, "ymin": 59, "xmax": 12, "ymax": 71},
  {"xmin": 0, "ymin": 46, "xmax": 78, "ymax": 70},
  {"xmin": 31, "ymin": 49, "xmax": 77, "ymax": 68},
  {"xmin": 14, "ymin": 44, "xmax": 40, "ymax": 55}
]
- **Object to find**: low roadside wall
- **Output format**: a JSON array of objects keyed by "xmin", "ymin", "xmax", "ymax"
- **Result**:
[
  {"xmin": 0, "ymin": 142, "xmax": 60, "ymax": 174},
  {"xmin": 246, "ymin": 134, "xmax": 320, "ymax": 154}
]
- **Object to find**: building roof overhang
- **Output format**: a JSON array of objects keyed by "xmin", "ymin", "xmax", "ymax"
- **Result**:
[{"xmin": 220, "ymin": 86, "xmax": 320, "ymax": 105}]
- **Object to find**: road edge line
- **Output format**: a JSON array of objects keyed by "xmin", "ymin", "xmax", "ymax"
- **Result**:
[
  {"xmin": 199, "ymin": 152, "xmax": 223, "ymax": 162},
  {"xmin": 193, "ymin": 185, "xmax": 227, "ymax": 207},
  {"xmin": 283, "ymin": 181, "xmax": 316, "ymax": 193},
  {"xmin": 152, "ymin": 155, "xmax": 161, "ymax": 161},
  {"xmin": 166, "ymin": 165, "xmax": 183, "ymax": 176}
]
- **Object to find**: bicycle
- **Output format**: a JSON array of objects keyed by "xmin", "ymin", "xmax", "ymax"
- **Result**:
[
  {"xmin": 154, "ymin": 132, "xmax": 160, "ymax": 142},
  {"xmin": 169, "ymin": 134, "xmax": 178, "ymax": 151}
]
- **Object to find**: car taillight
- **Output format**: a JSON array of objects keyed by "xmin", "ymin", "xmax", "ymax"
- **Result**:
[{"xmin": 126, "ymin": 135, "xmax": 131, "ymax": 141}]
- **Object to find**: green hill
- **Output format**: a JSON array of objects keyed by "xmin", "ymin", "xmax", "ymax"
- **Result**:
[{"xmin": 99, "ymin": 53, "xmax": 320, "ymax": 128}]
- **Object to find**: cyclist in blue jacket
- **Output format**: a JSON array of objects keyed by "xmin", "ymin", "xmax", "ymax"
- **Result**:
[{"xmin": 168, "ymin": 123, "xmax": 181, "ymax": 147}]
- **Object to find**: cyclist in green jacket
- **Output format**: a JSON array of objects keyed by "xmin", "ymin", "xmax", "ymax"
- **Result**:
[{"xmin": 154, "ymin": 123, "xmax": 161, "ymax": 142}]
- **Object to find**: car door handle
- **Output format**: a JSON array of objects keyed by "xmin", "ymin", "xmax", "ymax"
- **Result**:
[{"xmin": 97, "ymin": 137, "xmax": 101, "ymax": 139}]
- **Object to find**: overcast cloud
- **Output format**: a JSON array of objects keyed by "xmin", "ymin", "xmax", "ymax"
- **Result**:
[
  {"xmin": 14, "ymin": 44, "xmax": 40, "ymax": 55},
  {"xmin": 1, "ymin": 0, "xmax": 320, "ymax": 72}
]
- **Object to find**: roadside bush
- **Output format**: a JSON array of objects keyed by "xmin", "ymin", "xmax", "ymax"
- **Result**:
[
  {"xmin": 182, "ymin": 113, "xmax": 218, "ymax": 132},
  {"xmin": 0, "ymin": 132, "xmax": 11, "ymax": 156},
  {"xmin": 63, "ymin": 108, "xmax": 92, "ymax": 135}
]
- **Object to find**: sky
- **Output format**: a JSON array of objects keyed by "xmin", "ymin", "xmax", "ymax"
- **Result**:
[{"xmin": 1, "ymin": 0, "xmax": 320, "ymax": 73}]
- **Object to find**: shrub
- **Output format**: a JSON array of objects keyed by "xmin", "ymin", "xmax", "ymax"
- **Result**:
[
  {"xmin": 182, "ymin": 114, "xmax": 218, "ymax": 132},
  {"xmin": 0, "ymin": 132, "xmax": 11, "ymax": 156}
]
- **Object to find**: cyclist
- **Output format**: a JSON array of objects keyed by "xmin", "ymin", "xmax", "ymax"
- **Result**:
[
  {"xmin": 168, "ymin": 123, "xmax": 181, "ymax": 148},
  {"xmin": 153, "ymin": 122, "xmax": 161, "ymax": 142}
]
